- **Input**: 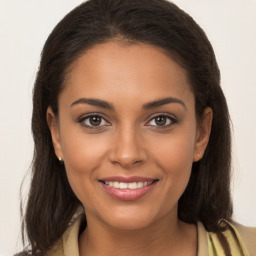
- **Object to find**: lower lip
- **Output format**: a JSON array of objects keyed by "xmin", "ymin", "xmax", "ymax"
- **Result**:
[{"xmin": 100, "ymin": 181, "xmax": 157, "ymax": 201}]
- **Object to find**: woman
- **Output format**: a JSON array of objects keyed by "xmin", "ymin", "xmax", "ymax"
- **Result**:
[{"xmin": 18, "ymin": 0, "xmax": 256, "ymax": 255}]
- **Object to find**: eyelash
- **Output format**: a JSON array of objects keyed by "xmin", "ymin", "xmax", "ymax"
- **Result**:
[
  {"xmin": 77, "ymin": 113, "xmax": 177, "ymax": 129},
  {"xmin": 77, "ymin": 113, "xmax": 110, "ymax": 129},
  {"xmin": 146, "ymin": 114, "xmax": 177, "ymax": 128}
]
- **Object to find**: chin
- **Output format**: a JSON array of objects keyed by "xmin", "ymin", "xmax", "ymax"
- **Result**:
[
  {"xmin": 100, "ymin": 206, "xmax": 162, "ymax": 230},
  {"xmin": 107, "ymin": 216, "xmax": 153, "ymax": 230}
]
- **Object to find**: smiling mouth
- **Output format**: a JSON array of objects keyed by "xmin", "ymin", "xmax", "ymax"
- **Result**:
[
  {"xmin": 99, "ymin": 180, "xmax": 158, "ymax": 189},
  {"xmin": 98, "ymin": 176, "xmax": 159, "ymax": 200}
]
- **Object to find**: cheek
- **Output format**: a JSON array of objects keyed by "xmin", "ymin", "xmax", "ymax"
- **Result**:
[
  {"xmin": 61, "ymin": 127, "xmax": 109, "ymax": 170},
  {"xmin": 163, "ymin": 137, "xmax": 194, "ymax": 168},
  {"xmin": 60, "ymin": 129, "xmax": 110, "ymax": 202},
  {"xmin": 151, "ymin": 126, "xmax": 196, "ymax": 190},
  {"xmin": 153, "ymin": 128, "xmax": 195, "ymax": 168},
  {"xmin": 159, "ymin": 144, "xmax": 193, "ymax": 198}
]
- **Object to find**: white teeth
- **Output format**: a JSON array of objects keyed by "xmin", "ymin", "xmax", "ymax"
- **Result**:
[
  {"xmin": 113, "ymin": 181, "xmax": 119, "ymax": 188},
  {"xmin": 138, "ymin": 182, "xmax": 144, "ymax": 188},
  {"xmin": 128, "ymin": 182, "xmax": 137, "ymax": 189},
  {"xmin": 104, "ymin": 181, "xmax": 153, "ymax": 189},
  {"xmin": 120, "ymin": 182, "xmax": 128, "ymax": 189}
]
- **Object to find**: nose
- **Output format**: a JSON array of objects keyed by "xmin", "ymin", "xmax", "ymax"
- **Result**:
[{"xmin": 108, "ymin": 125, "xmax": 148, "ymax": 169}]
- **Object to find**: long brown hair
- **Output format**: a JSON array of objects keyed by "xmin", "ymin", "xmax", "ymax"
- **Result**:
[{"xmin": 20, "ymin": 0, "xmax": 232, "ymax": 254}]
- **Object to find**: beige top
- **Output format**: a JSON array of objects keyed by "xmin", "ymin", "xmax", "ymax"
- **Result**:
[{"xmin": 47, "ymin": 215, "xmax": 256, "ymax": 256}]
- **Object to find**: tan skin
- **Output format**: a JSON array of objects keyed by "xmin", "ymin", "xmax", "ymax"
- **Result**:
[{"xmin": 47, "ymin": 41, "xmax": 212, "ymax": 256}]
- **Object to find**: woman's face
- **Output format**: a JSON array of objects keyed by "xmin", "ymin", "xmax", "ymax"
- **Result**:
[{"xmin": 48, "ymin": 42, "xmax": 212, "ymax": 230}]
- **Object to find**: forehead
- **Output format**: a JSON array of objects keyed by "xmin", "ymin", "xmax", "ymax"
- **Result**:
[{"xmin": 62, "ymin": 41, "xmax": 194, "ymax": 108}]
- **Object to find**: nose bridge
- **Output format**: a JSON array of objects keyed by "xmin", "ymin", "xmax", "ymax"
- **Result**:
[{"xmin": 109, "ymin": 122, "xmax": 147, "ymax": 167}]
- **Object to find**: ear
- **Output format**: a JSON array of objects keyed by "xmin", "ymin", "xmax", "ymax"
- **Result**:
[
  {"xmin": 193, "ymin": 107, "xmax": 213, "ymax": 162},
  {"xmin": 46, "ymin": 107, "xmax": 63, "ymax": 161}
]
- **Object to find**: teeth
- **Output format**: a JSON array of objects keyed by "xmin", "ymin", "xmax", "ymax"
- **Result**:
[
  {"xmin": 128, "ymin": 182, "xmax": 137, "ymax": 189},
  {"xmin": 120, "ymin": 182, "xmax": 128, "ymax": 189},
  {"xmin": 104, "ymin": 181, "xmax": 153, "ymax": 189},
  {"xmin": 138, "ymin": 182, "xmax": 144, "ymax": 188}
]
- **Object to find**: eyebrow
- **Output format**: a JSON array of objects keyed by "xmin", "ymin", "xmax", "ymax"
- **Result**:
[
  {"xmin": 70, "ymin": 98, "xmax": 114, "ymax": 109},
  {"xmin": 70, "ymin": 97, "xmax": 186, "ymax": 110},
  {"xmin": 142, "ymin": 97, "xmax": 187, "ymax": 110}
]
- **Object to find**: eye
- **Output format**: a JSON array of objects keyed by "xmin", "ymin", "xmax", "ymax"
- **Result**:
[
  {"xmin": 146, "ymin": 115, "xmax": 177, "ymax": 127},
  {"xmin": 79, "ymin": 114, "xmax": 110, "ymax": 128}
]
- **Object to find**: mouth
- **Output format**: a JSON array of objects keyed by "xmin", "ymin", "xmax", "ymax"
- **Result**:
[
  {"xmin": 99, "ymin": 180, "xmax": 157, "ymax": 189},
  {"xmin": 98, "ymin": 176, "xmax": 159, "ymax": 200}
]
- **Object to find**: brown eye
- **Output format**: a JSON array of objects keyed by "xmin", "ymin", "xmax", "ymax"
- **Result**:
[
  {"xmin": 147, "ymin": 115, "xmax": 177, "ymax": 127},
  {"xmin": 79, "ymin": 115, "xmax": 109, "ymax": 128},
  {"xmin": 155, "ymin": 116, "xmax": 168, "ymax": 126},
  {"xmin": 89, "ymin": 116, "xmax": 102, "ymax": 126}
]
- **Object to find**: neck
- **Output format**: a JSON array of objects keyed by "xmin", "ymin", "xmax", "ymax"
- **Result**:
[{"xmin": 79, "ymin": 213, "xmax": 197, "ymax": 256}]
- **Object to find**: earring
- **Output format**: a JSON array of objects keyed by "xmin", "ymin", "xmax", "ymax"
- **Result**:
[
  {"xmin": 58, "ymin": 156, "xmax": 62, "ymax": 162},
  {"xmin": 196, "ymin": 153, "xmax": 200, "ymax": 158}
]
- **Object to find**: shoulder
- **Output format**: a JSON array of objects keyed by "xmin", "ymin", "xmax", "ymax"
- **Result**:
[
  {"xmin": 46, "ymin": 215, "xmax": 84, "ymax": 256},
  {"xmin": 232, "ymin": 221, "xmax": 256, "ymax": 255},
  {"xmin": 206, "ymin": 220, "xmax": 256, "ymax": 256},
  {"xmin": 16, "ymin": 215, "xmax": 84, "ymax": 256}
]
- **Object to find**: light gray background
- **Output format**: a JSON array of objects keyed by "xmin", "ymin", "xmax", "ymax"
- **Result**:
[{"xmin": 0, "ymin": 0, "xmax": 255, "ymax": 255}]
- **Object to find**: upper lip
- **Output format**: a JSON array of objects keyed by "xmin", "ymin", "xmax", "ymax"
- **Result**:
[{"xmin": 99, "ymin": 176, "xmax": 158, "ymax": 183}]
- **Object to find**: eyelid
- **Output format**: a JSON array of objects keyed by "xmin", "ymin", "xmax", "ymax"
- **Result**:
[
  {"xmin": 77, "ymin": 112, "xmax": 111, "ymax": 128},
  {"xmin": 145, "ymin": 113, "xmax": 178, "ymax": 127}
]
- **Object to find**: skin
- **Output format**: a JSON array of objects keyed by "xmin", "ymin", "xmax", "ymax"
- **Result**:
[{"xmin": 47, "ymin": 41, "xmax": 212, "ymax": 256}]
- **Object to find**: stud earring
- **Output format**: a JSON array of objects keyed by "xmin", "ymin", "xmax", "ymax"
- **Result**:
[
  {"xmin": 196, "ymin": 153, "xmax": 200, "ymax": 158},
  {"xmin": 58, "ymin": 156, "xmax": 62, "ymax": 162}
]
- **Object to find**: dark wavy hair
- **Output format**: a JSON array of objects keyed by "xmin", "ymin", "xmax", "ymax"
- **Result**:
[{"xmin": 19, "ymin": 0, "xmax": 232, "ymax": 254}]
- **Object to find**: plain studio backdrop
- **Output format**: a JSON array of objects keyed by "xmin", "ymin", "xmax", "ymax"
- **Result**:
[{"xmin": 0, "ymin": 0, "xmax": 255, "ymax": 255}]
